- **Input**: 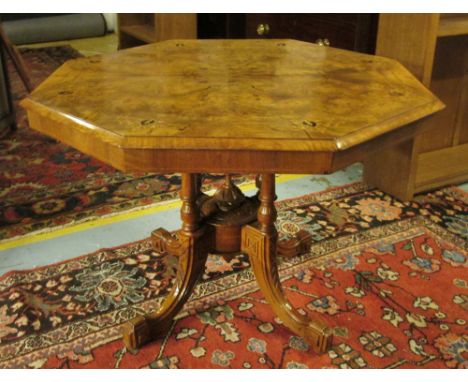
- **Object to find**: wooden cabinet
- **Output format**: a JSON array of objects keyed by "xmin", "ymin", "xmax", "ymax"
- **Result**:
[
  {"xmin": 365, "ymin": 14, "xmax": 468, "ymax": 198},
  {"xmin": 197, "ymin": 14, "xmax": 378, "ymax": 53},
  {"xmin": 242, "ymin": 14, "xmax": 377, "ymax": 53},
  {"xmin": 119, "ymin": 14, "xmax": 378, "ymax": 54}
]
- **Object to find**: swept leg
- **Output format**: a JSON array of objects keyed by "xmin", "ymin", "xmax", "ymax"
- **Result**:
[
  {"xmin": 241, "ymin": 174, "xmax": 333, "ymax": 354},
  {"xmin": 122, "ymin": 173, "xmax": 213, "ymax": 351}
]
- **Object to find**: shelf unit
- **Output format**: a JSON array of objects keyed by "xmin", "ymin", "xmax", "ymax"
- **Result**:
[
  {"xmin": 118, "ymin": 14, "xmax": 197, "ymax": 49},
  {"xmin": 364, "ymin": 13, "xmax": 468, "ymax": 199},
  {"xmin": 438, "ymin": 14, "xmax": 468, "ymax": 37}
]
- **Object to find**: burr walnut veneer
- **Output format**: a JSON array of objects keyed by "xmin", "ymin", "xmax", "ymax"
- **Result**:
[{"xmin": 21, "ymin": 40, "xmax": 443, "ymax": 354}]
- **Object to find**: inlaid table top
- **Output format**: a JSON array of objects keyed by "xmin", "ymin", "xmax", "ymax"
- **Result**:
[{"xmin": 21, "ymin": 39, "xmax": 443, "ymax": 173}]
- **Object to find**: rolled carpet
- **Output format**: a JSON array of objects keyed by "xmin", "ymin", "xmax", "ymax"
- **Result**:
[{"xmin": 2, "ymin": 14, "xmax": 107, "ymax": 45}]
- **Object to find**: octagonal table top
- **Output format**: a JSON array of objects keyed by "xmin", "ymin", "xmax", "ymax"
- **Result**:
[{"xmin": 22, "ymin": 39, "xmax": 443, "ymax": 154}]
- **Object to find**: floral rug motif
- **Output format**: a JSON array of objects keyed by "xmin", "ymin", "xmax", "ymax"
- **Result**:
[
  {"xmin": 0, "ymin": 185, "xmax": 466, "ymax": 368},
  {"xmin": 0, "ymin": 46, "xmax": 253, "ymax": 242}
]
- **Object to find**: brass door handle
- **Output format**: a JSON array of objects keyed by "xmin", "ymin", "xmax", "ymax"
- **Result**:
[
  {"xmin": 256, "ymin": 23, "xmax": 270, "ymax": 36},
  {"xmin": 315, "ymin": 38, "xmax": 331, "ymax": 46}
]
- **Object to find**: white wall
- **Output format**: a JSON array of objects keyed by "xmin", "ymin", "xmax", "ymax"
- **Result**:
[{"xmin": 102, "ymin": 13, "xmax": 117, "ymax": 32}]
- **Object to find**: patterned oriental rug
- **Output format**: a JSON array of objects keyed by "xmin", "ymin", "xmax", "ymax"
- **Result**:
[
  {"xmin": 0, "ymin": 46, "xmax": 253, "ymax": 243},
  {"xmin": 0, "ymin": 184, "xmax": 466, "ymax": 368}
]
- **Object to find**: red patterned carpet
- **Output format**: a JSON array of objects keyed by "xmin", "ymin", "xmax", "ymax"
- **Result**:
[
  {"xmin": 0, "ymin": 46, "xmax": 252, "ymax": 242},
  {"xmin": 0, "ymin": 184, "xmax": 466, "ymax": 368}
]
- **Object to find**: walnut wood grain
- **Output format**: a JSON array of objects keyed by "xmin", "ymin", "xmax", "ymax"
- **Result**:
[{"xmin": 21, "ymin": 39, "xmax": 443, "ymax": 158}]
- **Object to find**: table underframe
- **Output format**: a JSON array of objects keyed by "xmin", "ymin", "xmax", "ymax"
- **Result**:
[{"xmin": 121, "ymin": 173, "xmax": 333, "ymax": 354}]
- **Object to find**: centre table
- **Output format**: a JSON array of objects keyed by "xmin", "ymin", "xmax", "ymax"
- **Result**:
[{"xmin": 21, "ymin": 39, "xmax": 443, "ymax": 354}]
